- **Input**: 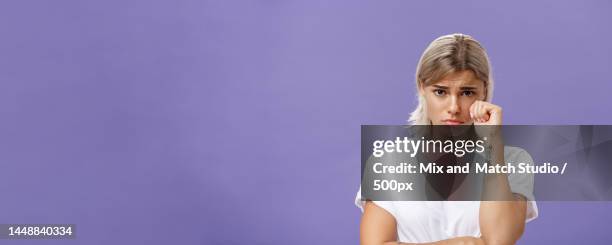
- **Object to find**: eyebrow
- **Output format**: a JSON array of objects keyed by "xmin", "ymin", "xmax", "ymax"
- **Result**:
[{"xmin": 432, "ymin": 85, "xmax": 478, "ymax": 90}]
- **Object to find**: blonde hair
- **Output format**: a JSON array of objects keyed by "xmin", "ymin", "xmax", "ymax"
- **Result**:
[{"xmin": 408, "ymin": 33, "xmax": 494, "ymax": 125}]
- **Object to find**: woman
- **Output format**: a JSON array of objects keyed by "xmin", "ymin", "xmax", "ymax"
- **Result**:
[{"xmin": 356, "ymin": 34, "xmax": 538, "ymax": 245}]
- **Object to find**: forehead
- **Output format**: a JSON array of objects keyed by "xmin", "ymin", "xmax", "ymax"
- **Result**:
[{"xmin": 431, "ymin": 70, "xmax": 483, "ymax": 88}]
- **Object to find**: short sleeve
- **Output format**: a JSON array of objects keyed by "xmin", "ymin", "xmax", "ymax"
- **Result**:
[
  {"xmin": 507, "ymin": 148, "xmax": 539, "ymax": 223},
  {"xmin": 355, "ymin": 186, "xmax": 396, "ymax": 217}
]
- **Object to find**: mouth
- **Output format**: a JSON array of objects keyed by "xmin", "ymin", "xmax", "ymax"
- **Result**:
[{"xmin": 442, "ymin": 119, "xmax": 465, "ymax": 125}]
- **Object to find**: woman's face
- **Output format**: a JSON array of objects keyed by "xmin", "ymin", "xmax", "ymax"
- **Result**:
[{"xmin": 420, "ymin": 70, "xmax": 486, "ymax": 125}]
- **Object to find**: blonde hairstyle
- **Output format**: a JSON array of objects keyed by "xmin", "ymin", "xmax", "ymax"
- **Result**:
[{"xmin": 408, "ymin": 33, "xmax": 494, "ymax": 125}]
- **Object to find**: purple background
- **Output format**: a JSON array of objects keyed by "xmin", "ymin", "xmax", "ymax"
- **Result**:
[{"xmin": 1, "ymin": 0, "xmax": 611, "ymax": 244}]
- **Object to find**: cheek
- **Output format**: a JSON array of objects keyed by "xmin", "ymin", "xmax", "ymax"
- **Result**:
[
  {"xmin": 425, "ymin": 95, "xmax": 444, "ymax": 116},
  {"xmin": 462, "ymin": 100, "xmax": 476, "ymax": 117}
]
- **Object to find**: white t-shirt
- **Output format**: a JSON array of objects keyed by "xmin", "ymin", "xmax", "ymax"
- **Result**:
[{"xmin": 355, "ymin": 146, "xmax": 539, "ymax": 243}]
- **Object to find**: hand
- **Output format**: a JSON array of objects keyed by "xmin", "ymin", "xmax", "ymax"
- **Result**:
[
  {"xmin": 470, "ymin": 101, "xmax": 502, "ymax": 141},
  {"xmin": 469, "ymin": 100, "xmax": 502, "ymax": 126}
]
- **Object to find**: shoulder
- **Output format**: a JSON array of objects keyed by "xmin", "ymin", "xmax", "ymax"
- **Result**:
[{"xmin": 503, "ymin": 146, "xmax": 532, "ymax": 163}]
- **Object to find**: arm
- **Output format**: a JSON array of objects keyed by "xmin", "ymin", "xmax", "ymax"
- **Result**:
[
  {"xmin": 479, "ymin": 138, "xmax": 527, "ymax": 245},
  {"xmin": 471, "ymin": 101, "xmax": 528, "ymax": 245},
  {"xmin": 361, "ymin": 201, "xmax": 485, "ymax": 245},
  {"xmin": 360, "ymin": 201, "xmax": 397, "ymax": 245}
]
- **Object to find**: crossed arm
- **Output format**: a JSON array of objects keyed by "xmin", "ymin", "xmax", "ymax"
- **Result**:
[
  {"xmin": 360, "ymin": 197, "xmax": 526, "ymax": 245},
  {"xmin": 360, "ymin": 139, "xmax": 527, "ymax": 245}
]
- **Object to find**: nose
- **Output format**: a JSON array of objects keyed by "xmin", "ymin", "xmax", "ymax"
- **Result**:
[{"xmin": 448, "ymin": 95, "xmax": 460, "ymax": 115}]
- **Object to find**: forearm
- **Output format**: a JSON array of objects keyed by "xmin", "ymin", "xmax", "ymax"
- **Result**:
[
  {"xmin": 479, "ymin": 138, "xmax": 525, "ymax": 245},
  {"xmin": 391, "ymin": 236, "xmax": 484, "ymax": 245},
  {"xmin": 480, "ymin": 177, "xmax": 524, "ymax": 245}
]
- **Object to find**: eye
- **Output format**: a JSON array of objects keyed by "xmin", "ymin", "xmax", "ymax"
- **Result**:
[
  {"xmin": 433, "ymin": 89, "xmax": 446, "ymax": 96},
  {"xmin": 461, "ymin": 91, "xmax": 475, "ymax": 97}
]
